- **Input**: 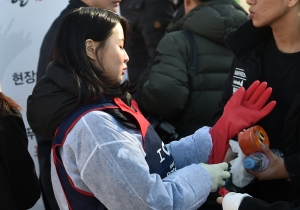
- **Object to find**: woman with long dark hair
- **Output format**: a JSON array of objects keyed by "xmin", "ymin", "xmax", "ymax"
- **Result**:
[
  {"xmin": 0, "ymin": 90, "xmax": 40, "ymax": 209},
  {"xmin": 27, "ymin": 7, "xmax": 275, "ymax": 210}
]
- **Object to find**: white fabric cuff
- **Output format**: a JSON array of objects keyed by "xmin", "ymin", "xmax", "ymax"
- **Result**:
[{"xmin": 222, "ymin": 192, "xmax": 251, "ymax": 210}]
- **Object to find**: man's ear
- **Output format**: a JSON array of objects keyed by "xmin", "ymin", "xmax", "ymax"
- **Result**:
[
  {"xmin": 288, "ymin": 0, "xmax": 299, "ymax": 8},
  {"xmin": 184, "ymin": 0, "xmax": 191, "ymax": 13},
  {"xmin": 85, "ymin": 39, "xmax": 97, "ymax": 60},
  {"xmin": 184, "ymin": 0, "xmax": 197, "ymax": 14},
  {"xmin": 185, "ymin": 0, "xmax": 192, "ymax": 7}
]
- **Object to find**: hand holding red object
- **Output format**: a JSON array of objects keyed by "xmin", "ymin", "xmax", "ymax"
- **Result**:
[{"xmin": 209, "ymin": 81, "xmax": 276, "ymax": 164}]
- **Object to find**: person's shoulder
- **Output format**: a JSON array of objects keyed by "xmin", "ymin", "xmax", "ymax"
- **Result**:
[
  {"xmin": 83, "ymin": 109, "xmax": 112, "ymax": 119},
  {"xmin": 0, "ymin": 108, "xmax": 22, "ymax": 125},
  {"xmin": 0, "ymin": 110, "xmax": 26, "ymax": 141},
  {"xmin": 65, "ymin": 110, "xmax": 114, "ymax": 140},
  {"xmin": 75, "ymin": 110, "xmax": 117, "ymax": 129},
  {"xmin": 159, "ymin": 31, "xmax": 189, "ymax": 50},
  {"xmin": 66, "ymin": 109, "xmax": 139, "ymax": 146}
]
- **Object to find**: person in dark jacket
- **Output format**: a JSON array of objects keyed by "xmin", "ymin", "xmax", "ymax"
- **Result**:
[
  {"xmin": 170, "ymin": 0, "xmax": 184, "ymax": 25},
  {"xmin": 213, "ymin": 0, "xmax": 300, "ymax": 206},
  {"xmin": 28, "ymin": 7, "xmax": 233, "ymax": 209},
  {"xmin": 27, "ymin": 7, "xmax": 276, "ymax": 210},
  {"xmin": 119, "ymin": 0, "xmax": 174, "ymax": 99},
  {"xmin": 37, "ymin": 0, "xmax": 121, "ymax": 82},
  {"xmin": 217, "ymin": 143, "xmax": 300, "ymax": 210},
  {"xmin": 140, "ymin": 0, "xmax": 248, "ymax": 140},
  {"xmin": 217, "ymin": 191, "xmax": 300, "ymax": 210},
  {"xmin": 0, "ymin": 90, "xmax": 40, "ymax": 210},
  {"xmin": 35, "ymin": 1, "xmax": 121, "ymax": 209}
]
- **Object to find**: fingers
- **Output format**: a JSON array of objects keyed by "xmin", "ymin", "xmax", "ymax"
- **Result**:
[
  {"xmin": 228, "ymin": 87, "xmax": 245, "ymax": 106},
  {"xmin": 256, "ymin": 100, "xmax": 276, "ymax": 118},
  {"xmin": 218, "ymin": 163, "xmax": 230, "ymax": 187},
  {"xmin": 250, "ymin": 101, "xmax": 275, "ymax": 125},
  {"xmin": 253, "ymin": 87, "xmax": 273, "ymax": 110},
  {"xmin": 216, "ymin": 197, "xmax": 223, "ymax": 204},
  {"xmin": 247, "ymin": 82, "xmax": 268, "ymax": 104},
  {"xmin": 211, "ymin": 187, "xmax": 218, "ymax": 192},
  {"xmin": 222, "ymin": 171, "xmax": 230, "ymax": 180},
  {"xmin": 243, "ymin": 80, "xmax": 260, "ymax": 101},
  {"xmin": 245, "ymin": 168, "xmax": 256, "ymax": 177},
  {"xmin": 200, "ymin": 162, "xmax": 231, "ymax": 192},
  {"xmin": 219, "ymin": 162, "xmax": 229, "ymax": 170},
  {"xmin": 219, "ymin": 180, "xmax": 226, "ymax": 188},
  {"xmin": 260, "ymin": 143, "xmax": 273, "ymax": 158}
]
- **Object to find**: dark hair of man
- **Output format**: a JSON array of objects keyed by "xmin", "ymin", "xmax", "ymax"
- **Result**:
[{"xmin": 53, "ymin": 7, "xmax": 132, "ymax": 106}]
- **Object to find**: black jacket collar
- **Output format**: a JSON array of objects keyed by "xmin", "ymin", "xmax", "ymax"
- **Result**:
[
  {"xmin": 28, "ymin": 62, "xmax": 137, "ymax": 137},
  {"xmin": 68, "ymin": 0, "xmax": 87, "ymax": 9},
  {"xmin": 224, "ymin": 20, "xmax": 273, "ymax": 60}
]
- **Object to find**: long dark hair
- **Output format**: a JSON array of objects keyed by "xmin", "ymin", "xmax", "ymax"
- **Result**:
[
  {"xmin": 53, "ymin": 7, "xmax": 132, "ymax": 106},
  {"xmin": 0, "ymin": 92, "xmax": 22, "ymax": 117}
]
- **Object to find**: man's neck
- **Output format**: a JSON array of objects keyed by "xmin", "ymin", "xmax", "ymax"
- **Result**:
[
  {"xmin": 80, "ymin": 0, "xmax": 90, "ymax": 6},
  {"xmin": 271, "ymin": 11, "xmax": 300, "ymax": 53},
  {"xmin": 69, "ymin": 0, "xmax": 87, "ymax": 7}
]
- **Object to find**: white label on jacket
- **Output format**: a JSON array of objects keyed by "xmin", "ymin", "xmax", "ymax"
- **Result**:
[
  {"xmin": 232, "ymin": 68, "xmax": 247, "ymax": 93},
  {"xmin": 157, "ymin": 142, "xmax": 170, "ymax": 163}
]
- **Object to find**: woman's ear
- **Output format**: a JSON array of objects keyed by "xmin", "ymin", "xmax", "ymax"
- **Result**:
[{"xmin": 85, "ymin": 39, "xmax": 97, "ymax": 60}]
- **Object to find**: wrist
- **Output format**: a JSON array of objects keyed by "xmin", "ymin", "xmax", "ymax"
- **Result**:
[
  {"xmin": 222, "ymin": 192, "xmax": 251, "ymax": 210},
  {"xmin": 279, "ymin": 158, "xmax": 290, "ymax": 179}
]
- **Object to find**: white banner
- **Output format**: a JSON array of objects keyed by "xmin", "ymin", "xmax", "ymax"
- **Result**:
[{"xmin": 0, "ymin": 1, "xmax": 68, "ymax": 209}]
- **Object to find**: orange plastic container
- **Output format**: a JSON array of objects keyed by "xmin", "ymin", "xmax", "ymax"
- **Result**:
[{"xmin": 238, "ymin": 125, "xmax": 270, "ymax": 156}]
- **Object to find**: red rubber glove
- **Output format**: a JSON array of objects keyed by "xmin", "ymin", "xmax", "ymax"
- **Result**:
[
  {"xmin": 219, "ymin": 188, "xmax": 230, "ymax": 197},
  {"xmin": 209, "ymin": 81, "xmax": 276, "ymax": 164}
]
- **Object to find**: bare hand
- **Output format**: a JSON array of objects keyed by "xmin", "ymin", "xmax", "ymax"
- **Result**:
[
  {"xmin": 246, "ymin": 143, "xmax": 289, "ymax": 180},
  {"xmin": 216, "ymin": 197, "xmax": 223, "ymax": 204},
  {"xmin": 223, "ymin": 146, "xmax": 237, "ymax": 165}
]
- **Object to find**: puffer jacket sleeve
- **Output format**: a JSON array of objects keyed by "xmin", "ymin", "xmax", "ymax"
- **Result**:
[{"xmin": 140, "ymin": 31, "xmax": 190, "ymax": 119}]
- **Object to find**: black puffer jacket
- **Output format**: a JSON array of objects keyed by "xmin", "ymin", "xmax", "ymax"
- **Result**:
[
  {"xmin": 28, "ymin": 63, "xmax": 86, "ymax": 137},
  {"xmin": 140, "ymin": 0, "xmax": 248, "ymax": 138},
  {"xmin": 28, "ymin": 63, "xmax": 136, "ymax": 138},
  {"xmin": 120, "ymin": 0, "xmax": 174, "ymax": 99}
]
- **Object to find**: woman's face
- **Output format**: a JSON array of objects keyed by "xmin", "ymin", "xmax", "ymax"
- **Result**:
[{"xmin": 100, "ymin": 23, "xmax": 129, "ymax": 83}]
